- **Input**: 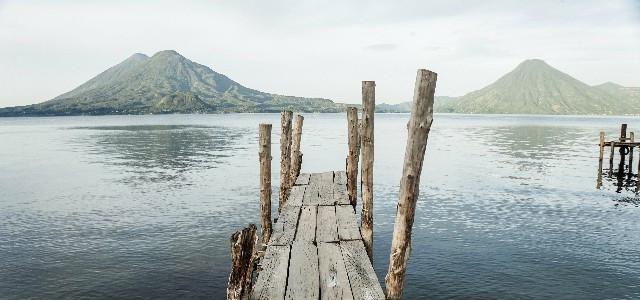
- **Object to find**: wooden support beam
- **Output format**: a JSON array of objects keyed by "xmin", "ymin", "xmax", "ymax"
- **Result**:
[
  {"xmin": 279, "ymin": 111, "xmax": 293, "ymax": 213},
  {"xmin": 259, "ymin": 124, "xmax": 273, "ymax": 249},
  {"xmin": 290, "ymin": 115, "xmax": 304, "ymax": 185},
  {"xmin": 629, "ymin": 132, "xmax": 634, "ymax": 176},
  {"xmin": 385, "ymin": 69, "xmax": 437, "ymax": 300},
  {"xmin": 597, "ymin": 131, "xmax": 605, "ymax": 189},
  {"xmin": 227, "ymin": 224, "xmax": 257, "ymax": 300},
  {"xmin": 360, "ymin": 81, "xmax": 375, "ymax": 262},
  {"xmin": 346, "ymin": 107, "xmax": 359, "ymax": 208},
  {"xmin": 609, "ymin": 141, "xmax": 615, "ymax": 177},
  {"xmin": 637, "ymin": 143, "xmax": 640, "ymax": 193},
  {"xmin": 619, "ymin": 124, "xmax": 628, "ymax": 176}
]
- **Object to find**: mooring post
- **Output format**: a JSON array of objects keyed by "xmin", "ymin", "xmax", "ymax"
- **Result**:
[
  {"xmin": 289, "ymin": 115, "xmax": 304, "ymax": 185},
  {"xmin": 347, "ymin": 107, "xmax": 359, "ymax": 208},
  {"xmin": 619, "ymin": 124, "xmax": 628, "ymax": 176},
  {"xmin": 385, "ymin": 69, "xmax": 437, "ymax": 299},
  {"xmin": 637, "ymin": 144, "xmax": 640, "ymax": 193},
  {"xmin": 629, "ymin": 132, "xmax": 634, "ymax": 176},
  {"xmin": 360, "ymin": 81, "xmax": 375, "ymax": 262},
  {"xmin": 279, "ymin": 111, "xmax": 293, "ymax": 213},
  {"xmin": 226, "ymin": 224, "xmax": 257, "ymax": 300},
  {"xmin": 597, "ymin": 131, "xmax": 605, "ymax": 189},
  {"xmin": 609, "ymin": 141, "xmax": 615, "ymax": 177},
  {"xmin": 258, "ymin": 124, "xmax": 272, "ymax": 249},
  {"xmin": 357, "ymin": 118, "xmax": 362, "ymax": 165}
]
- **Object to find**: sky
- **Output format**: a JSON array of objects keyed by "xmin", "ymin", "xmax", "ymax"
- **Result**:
[{"xmin": 0, "ymin": 0, "xmax": 639, "ymax": 107}]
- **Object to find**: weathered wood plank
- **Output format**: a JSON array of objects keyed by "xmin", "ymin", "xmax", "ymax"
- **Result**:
[
  {"xmin": 334, "ymin": 170, "xmax": 347, "ymax": 185},
  {"xmin": 270, "ymin": 206, "xmax": 301, "ymax": 246},
  {"xmin": 286, "ymin": 242, "xmax": 319, "ymax": 299},
  {"xmin": 286, "ymin": 185, "xmax": 306, "ymax": 207},
  {"xmin": 295, "ymin": 173, "xmax": 311, "ymax": 185},
  {"xmin": 336, "ymin": 205, "xmax": 361, "ymax": 241},
  {"xmin": 316, "ymin": 206, "xmax": 338, "ymax": 242},
  {"xmin": 302, "ymin": 185, "xmax": 320, "ymax": 205},
  {"xmin": 296, "ymin": 206, "xmax": 317, "ymax": 242},
  {"xmin": 251, "ymin": 245, "xmax": 290, "ymax": 300},
  {"xmin": 317, "ymin": 172, "xmax": 336, "ymax": 206},
  {"xmin": 340, "ymin": 240, "xmax": 385, "ymax": 300},
  {"xmin": 318, "ymin": 242, "xmax": 354, "ymax": 300},
  {"xmin": 333, "ymin": 181, "xmax": 350, "ymax": 205}
]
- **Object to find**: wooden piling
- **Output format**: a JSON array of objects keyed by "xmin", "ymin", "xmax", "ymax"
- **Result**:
[
  {"xmin": 629, "ymin": 132, "xmax": 635, "ymax": 176},
  {"xmin": 290, "ymin": 115, "xmax": 304, "ymax": 185},
  {"xmin": 597, "ymin": 131, "xmax": 605, "ymax": 189},
  {"xmin": 258, "ymin": 124, "xmax": 272, "ymax": 249},
  {"xmin": 357, "ymin": 118, "xmax": 362, "ymax": 166},
  {"xmin": 360, "ymin": 81, "xmax": 375, "ymax": 263},
  {"xmin": 227, "ymin": 224, "xmax": 257, "ymax": 300},
  {"xmin": 347, "ymin": 107, "xmax": 359, "ymax": 208},
  {"xmin": 609, "ymin": 141, "xmax": 615, "ymax": 176},
  {"xmin": 637, "ymin": 143, "xmax": 640, "ymax": 193},
  {"xmin": 385, "ymin": 69, "xmax": 437, "ymax": 300},
  {"xmin": 619, "ymin": 124, "xmax": 628, "ymax": 177},
  {"xmin": 279, "ymin": 111, "xmax": 293, "ymax": 213}
]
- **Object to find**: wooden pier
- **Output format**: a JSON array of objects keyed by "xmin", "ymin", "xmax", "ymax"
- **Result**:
[
  {"xmin": 227, "ymin": 69, "xmax": 438, "ymax": 299},
  {"xmin": 596, "ymin": 123, "xmax": 640, "ymax": 192},
  {"xmin": 251, "ymin": 171, "xmax": 384, "ymax": 299}
]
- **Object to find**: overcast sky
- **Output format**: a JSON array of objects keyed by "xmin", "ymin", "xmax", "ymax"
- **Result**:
[{"xmin": 1, "ymin": 0, "xmax": 639, "ymax": 107}]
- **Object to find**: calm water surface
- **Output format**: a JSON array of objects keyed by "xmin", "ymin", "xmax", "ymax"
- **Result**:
[{"xmin": 1, "ymin": 113, "xmax": 639, "ymax": 299}]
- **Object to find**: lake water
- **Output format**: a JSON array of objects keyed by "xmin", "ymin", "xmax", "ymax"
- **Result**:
[{"xmin": 1, "ymin": 113, "xmax": 639, "ymax": 299}]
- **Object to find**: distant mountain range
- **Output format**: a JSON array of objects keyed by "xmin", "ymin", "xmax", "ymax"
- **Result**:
[
  {"xmin": 0, "ymin": 50, "xmax": 343, "ymax": 116},
  {"xmin": 378, "ymin": 59, "xmax": 640, "ymax": 115},
  {"xmin": 1, "ymin": 53, "xmax": 638, "ymax": 116}
]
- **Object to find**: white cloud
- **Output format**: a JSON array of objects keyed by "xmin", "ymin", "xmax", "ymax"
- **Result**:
[{"xmin": 0, "ymin": 0, "xmax": 639, "ymax": 106}]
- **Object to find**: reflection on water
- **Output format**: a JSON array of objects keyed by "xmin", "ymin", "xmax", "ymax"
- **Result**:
[
  {"xmin": 70, "ymin": 125, "xmax": 249, "ymax": 188},
  {"xmin": 1, "ymin": 114, "xmax": 639, "ymax": 299}
]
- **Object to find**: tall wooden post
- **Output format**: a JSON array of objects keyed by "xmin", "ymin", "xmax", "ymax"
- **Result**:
[
  {"xmin": 637, "ymin": 143, "xmax": 640, "ymax": 193},
  {"xmin": 227, "ymin": 224, "xmax": 257, "ymax": 300},
  {"xmin": 347, "ymin": 107, "xmax": 359, "ymax": 208},
  {"xmin": 279, "ymin": 111, "xmax": 293, "ymax": 213},
  {"xmin": 357, "ymin": 118, "xmax": 362, "ymax": 167},
  {"xmin": 628, "ymin": 132, "xmax": 634, "ymax": 176},
  {"xmin": 597, "ymin": 131, "xmax": 605, "ymax": 189},
  {"xmin": 290, "ymin": 115, "xmax": 304, "ymax": 184},
  {"xmin": 385, "ymin": 69, "xmax": 437, "ymax": 300},
  {"xmin": 360, "ymin": 81, "xmax": 375, "ymax": 262},
  {"xmin": 609, "ymin": 141, "xmax": 615, "ymax": 176},
  {"xmin": 619, "ymin": 124, "xmax": 628, "ymax": 177},
  {"xmin": 258, "ymin": 124, "xmax": 272, "ymax": 249}
]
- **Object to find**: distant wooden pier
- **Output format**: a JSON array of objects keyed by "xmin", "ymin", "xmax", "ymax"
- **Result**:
[
  {"xmin": 597, "ymin": 123, "xmax": 640, "ymax": 192},
  {"xmin": 226, "ymin": 69, "xmax": 438, "ymax": 299}
]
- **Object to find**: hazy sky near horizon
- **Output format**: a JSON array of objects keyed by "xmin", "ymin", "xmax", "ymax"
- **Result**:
[{"xmin": 1, "ymin": 0, "xmax": 639, "ymax": 106}]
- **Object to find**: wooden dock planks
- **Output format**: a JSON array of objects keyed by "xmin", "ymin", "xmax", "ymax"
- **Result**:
[
  {"xmin": 341, "ymin": 240, "xmax": 385, "ymax": 299},
  {"xmin": 251, "ymin": 245, "xmax": 290, "ymax": 300},
  {"xmin": 253, "ymin": 171, "xmax": 383, "ymax": 299},
  {"xmin": 296, "ymin": 206, "xmax": 317, "ymax": 242},
  {"xmin": 286, "ymin": 185, "xmax": 306, "ymax": 207},
  {"xmin": 316, "ymin": 206, "xmax": 338, "ymax": 242},
  {"xmin": 286, "ymin": 242, "xmax": 319, "ymax": 299},
  {"xmin": 318, "ymin": 242, "xmax": 353, "ymax": 300},
  {"xmin": 336, "ymin": 205, "xmax": 361, "ymax": 241},
  {"xmin": 270, "ymin": 206, "xmax": 301, "ymax": 246}
]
